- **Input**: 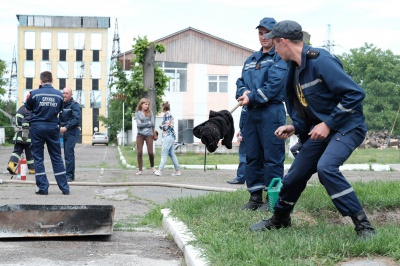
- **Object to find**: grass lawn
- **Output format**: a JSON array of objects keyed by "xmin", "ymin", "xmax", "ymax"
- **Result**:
[
  {"xmin": 120, "ymin": 146, "xmax": 400, "ymax": 168},
  {"xmin": 140, "ymin": 181, "xmax": 400, "ymax": 266},
  {"xmin": 118, "ymin": 146, "xmax": 400, "ymax": 265}
]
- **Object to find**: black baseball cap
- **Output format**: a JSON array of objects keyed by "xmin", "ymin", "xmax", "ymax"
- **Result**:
[{"xmin": 264, "ymin": 20, "xmax": 303, "ymax": 40}]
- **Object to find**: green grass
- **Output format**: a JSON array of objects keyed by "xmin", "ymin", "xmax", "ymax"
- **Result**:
[
  {"xmin": 120, "ymin": 146, "xmax": 400, "ymax": 168},
  {"xmin": 116, "ymin": 146, "xmax": 400, "ymax": 264},
  {"xmin": 140, "ymin": 181, "xmax": 400, "ymax": 265}
]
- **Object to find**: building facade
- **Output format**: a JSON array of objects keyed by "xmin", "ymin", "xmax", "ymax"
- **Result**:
[
  {"xmin": 118, "ymin": 27, "xmax": 255, "ymax": 145},
  {"xmin": 16, "ymin": 15, "xmax": 110, "ymax": 143}
]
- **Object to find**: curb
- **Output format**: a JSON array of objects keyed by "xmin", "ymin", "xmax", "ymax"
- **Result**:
[
  {"xmin": 161, "ymin": 209, "xmax": 208, "ymax": 266},
  {"xmin": 117, "ymin": 147, "xmax": 396, "ymax": 172}
]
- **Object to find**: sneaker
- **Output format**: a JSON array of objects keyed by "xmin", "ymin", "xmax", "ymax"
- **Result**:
[
  {"xmin": 154, "ymin": 170, "xmax": 162, "ymax": 176},
  {"xmin": 171, "ymin": 171, "xmax": 181, "ymax": 176}
]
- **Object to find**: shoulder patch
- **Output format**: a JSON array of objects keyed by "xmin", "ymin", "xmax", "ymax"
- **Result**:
[{"xmin": 306, "ymin": 50, "xmax": 320, "ymax": 59}]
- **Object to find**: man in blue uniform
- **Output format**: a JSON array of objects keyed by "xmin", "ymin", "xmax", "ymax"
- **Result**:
[
  {"xmin": 7, "ymin": 97, "xmax": 34, "ymax": 175},
  {"xmin": 226, "ymin": 107, "xmax": 247, "ymax": 185},
  {"xmin": 250, "ymin": 20, "xmax": 376, "ymax": 238},
  {"xmin": 236, "ymin": 17, "xmax": 287, "ymax": 210},
  {"xmin": 60, "ymin": 87, "xmax": 81, "ymax": 182},
  {"xmin": 25, "ymin": 71, "xmax": 70, "ymax": 195}
]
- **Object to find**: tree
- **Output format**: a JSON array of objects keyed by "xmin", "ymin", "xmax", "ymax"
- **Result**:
[
  {"xmin": 0, "ymin": 59, "xmax": 7, "ymax": 96},
  {"xmin": 0, "ymin": 99, "xmax": 16, "ymax": 143},
  {"xmin": 98, "ymin": 36, "xmax": 169, "ymax": 140},
  {"xmin": 339, "ymin": 43, "xmax": 400, "ymax": 135}
]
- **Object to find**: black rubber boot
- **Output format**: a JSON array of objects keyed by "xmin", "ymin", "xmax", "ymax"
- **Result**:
[
  {"xmin": 249, "ymin": 210, "xmax": 292, "ymax": 231},
  {"xmin": 350, "ymin": 209, "xmax": 376, "ymax": 239},
  {"xmin": 242, "ymin": 190, "xmax": 264, "ymax": 210},
  {"xmin": 257, "ymin": 193, "xmax": 269, "ymax": 212}
]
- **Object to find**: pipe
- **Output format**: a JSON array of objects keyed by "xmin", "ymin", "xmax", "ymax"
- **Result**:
[{"xmin": 0, "ymin": 179, "xmax": 237, "ymax": 192}]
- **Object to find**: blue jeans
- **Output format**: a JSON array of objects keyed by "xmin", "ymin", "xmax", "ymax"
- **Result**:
[{"xmin": 158, "ymin": 135, "xmax": 180, "ymax": 171}]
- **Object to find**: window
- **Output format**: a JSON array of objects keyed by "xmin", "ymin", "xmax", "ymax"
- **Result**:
[
  {"xmin": 76, "ymin": 50, "xmax": 83, "ymax": 61},
  {"xmin": 58, "ymin": 33, "xmax": 69, "ymax": 50},
  {"xmin": 60, "ymin": 50, "xmax": 66, "ymax": 61},
  {"xmin": 93, "ymin": 50, "xmax": 99, "ymax": 62},
  {"xmin": 57, "ymin": 62, "xmax": 69, "ymax": 78},
  {"xmin": 157, "ymin": 61, "xmax": 187, "ymax": 92},
  {"xmin": 90, "ymin": 91, "xmax": 102, "ymax": 108},
  {"xmin": 40, "ymin": 61, "xmax": 51, "ymax": 73},
  {"xmin": 24, "ymin": 61, "xmax": 35, "ymax": 78},
  {"xmin": 92, "ymin": 79, "xmax": 99, "ymax": 90},
  {"xmin": 59, "ymin": 78, "xmax": 66, "ymax": 90},
  {"xmin": 90, "ymin": 62, "xmax": 102, "ymax": 78},
  {"xmin": 26, "ymin": 50, "xmax": 33, "ymax": 60},
  {"xmin": 74, "ymin": 62, "xmax": 85, "ymax": 78},
  {"xmin": 24, "ymin": 32, "xmax": 35, "ymax": 49},
  {"xmin": 74, "ymin": 33, "xmax": 85, "ymax": 50},
  {"xmin": 76, "ymin": 79, "xmax": 82, "ymax": 90},
  {"xmin": 75, "ymin": 90, "xmax": 85, "ymax": 108},
  {"xmin": 90, "ymin": 33, "xmax": 102, "ymax": 50},
  {"xmin": 40, "ymin": 32, "xmax": 51, "ymax": 49},
  {"xmin": 42, "ymin": 50, "xmax": 49, "ymax": 60},
  {"xmin": 208, "ymin": 75, "xmax": 228, "ymax": 92},
  {"xmin": 178, "ymin": 119, "xmax": 194, "ymax": 143},
  {"xmin": 26, "ymin": 78, "xmax": 33, "ymax": 89}
]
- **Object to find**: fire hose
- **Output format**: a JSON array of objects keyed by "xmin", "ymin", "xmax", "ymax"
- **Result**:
[{"xmin": 0, "ymin": 179, "xmax": 237, "ymax": 192}]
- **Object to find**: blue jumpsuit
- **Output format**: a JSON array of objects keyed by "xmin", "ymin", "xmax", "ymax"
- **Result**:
[
  {"xmin": 59, "ymin": 97, "xmax": 81, "ymax": 181},
  {"xmin": 235, "ymin": 107, "xmax": 248, "ymax": 183},
  {"xmin": 276, "ymin": 44, "xmax": 367, "ymax": 217},
  {"xmin": 25, "ymin": 84, "xmax": 69, "ymax": 194},
  {"xmin": 236, "ymin": 47, "xmax": 287, "ymax": 193}
]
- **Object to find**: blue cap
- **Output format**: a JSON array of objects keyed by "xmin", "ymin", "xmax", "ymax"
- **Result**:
[
  {"xmin": 256, "ymin": 17, "xmax": 276, "ymax": 31},
  {"xmin": 264, "ymin": 20, "xmax": 303, "ymax": 40}
]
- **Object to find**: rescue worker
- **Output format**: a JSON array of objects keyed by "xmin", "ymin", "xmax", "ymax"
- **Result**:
[
  {"xmin": 226, "ymin": 106, "xmax": 247, "ymax": 185},
  {"xmin": 250, "ymin": 20, "xmax": 376, "ymax": 239},
  {"xmin": 24, "ymin": 71, "xmax": 70, "ymax": 195},
  {"xmin": 59, "ymin": 87, "xmax": 81, "ymax": 182},
  {"xmin": 236, "ymin": 17, "xmax": 287, "ymax": 210},
  {"xmin": 7, "ymin": 95, "xmax": 34, "ymax": 175}
]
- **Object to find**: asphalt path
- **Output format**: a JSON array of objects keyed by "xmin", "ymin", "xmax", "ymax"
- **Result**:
[
  {"xmin": 0, "ymin": 144, "xmax": 244, "ymax": 265},
  {"xmin": 1, "ymin": 144, "xmax": 399, "ymax": 265}
]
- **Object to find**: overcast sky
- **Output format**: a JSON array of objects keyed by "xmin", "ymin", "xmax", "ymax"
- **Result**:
[{"xmin": 1, "ymin": 0, "xmax": 399, "ymax": 68}]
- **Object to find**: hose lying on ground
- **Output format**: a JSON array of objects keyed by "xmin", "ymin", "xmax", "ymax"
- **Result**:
[{"xmin": 0, "ymin": 179, "xmax": 237, "ymax": 192}]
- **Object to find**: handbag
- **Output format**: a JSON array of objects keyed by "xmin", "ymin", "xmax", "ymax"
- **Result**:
[{"xmin": 153, "ymin": 128, "xmax": 159, "ymax": 141}]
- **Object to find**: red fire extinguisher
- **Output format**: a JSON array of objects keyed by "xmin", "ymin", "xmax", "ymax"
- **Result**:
[{"xmin": 18, "ymin": 153, "xmax": 27, "ymax": 181}]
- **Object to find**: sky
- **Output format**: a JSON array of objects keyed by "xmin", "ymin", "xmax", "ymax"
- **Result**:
[{"xmin": 1, "ymin": 0, "xmax": 400, "ymax": 69}]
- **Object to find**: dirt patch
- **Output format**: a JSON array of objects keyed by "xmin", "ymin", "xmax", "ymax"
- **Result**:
[
  {"xmin": 293, "ymin": 208, "xmax": 400, "ymax": 227},
  {"xmin": 339, "ymin": 256, "xmax": 399, "ymax": 266}
]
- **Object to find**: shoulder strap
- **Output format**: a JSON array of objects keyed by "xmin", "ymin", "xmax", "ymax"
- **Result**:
[{"xmin": 306, "ymin": 50, "xmax": 320, "ymax": 59}]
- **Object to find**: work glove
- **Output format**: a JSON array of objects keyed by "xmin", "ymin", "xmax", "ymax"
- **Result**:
[{"xmin": 22, "ymin": 129, "xmax": 29, "ymax": 142}]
